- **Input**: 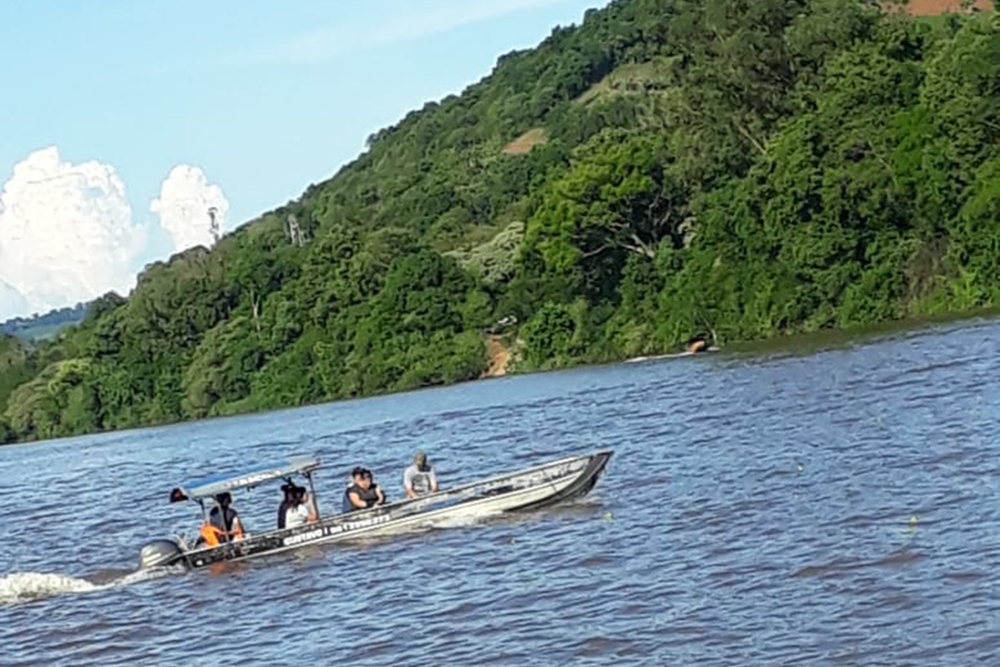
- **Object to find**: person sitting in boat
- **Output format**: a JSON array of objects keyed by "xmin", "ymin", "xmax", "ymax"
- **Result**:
[
  {"xmin": 403, "ymin": 450, "xmax": 439, "ymax": 499},
  {"xmin": 284, "ymin": 484, "xmax": 318, "ymax": 529},
  {"xmin": 277, "ymin": 482, "xmax": 297, "ymax": 530},
  {"xmin": 686, "ymin": 333, "xmax": 709, "ymax": 354},
  {"xmin": 199, "ymin": 492, "xmax": 245, "ymax": 546},
  {"xmin": 341, "ymin": 466, "xmax": 386, "ymax": 513}
]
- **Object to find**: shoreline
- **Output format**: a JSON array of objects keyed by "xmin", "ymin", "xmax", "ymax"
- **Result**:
[{"xmin": 4, "ymin": 306, "xmax": 997, "ymax": 449}]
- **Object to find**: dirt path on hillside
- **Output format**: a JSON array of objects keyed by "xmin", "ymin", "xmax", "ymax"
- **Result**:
[{"xmin": 903, "ymin": 0, "xmax": 991, "ymax": 14}]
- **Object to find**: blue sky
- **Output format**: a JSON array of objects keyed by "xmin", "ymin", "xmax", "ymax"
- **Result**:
[
  {"xmin": 0, "ymin": 0, "xmax": 608, "ymax": 227},
  {"xmin": 0, "ymin": 0, "xmax": 609, "ymax": 320}
]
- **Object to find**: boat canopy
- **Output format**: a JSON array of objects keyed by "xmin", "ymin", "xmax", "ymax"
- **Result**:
[{"xmin": 169, "ymin": 456, "xmax": 320, "ymax": 502}]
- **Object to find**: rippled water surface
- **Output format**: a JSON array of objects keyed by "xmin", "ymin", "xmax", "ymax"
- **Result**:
[{"xmin": 3, "ymin": 318, "xmax": 1000, "ymax": 666}]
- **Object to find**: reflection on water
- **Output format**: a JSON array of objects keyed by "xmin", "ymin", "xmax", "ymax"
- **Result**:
[{"xmin": 2, "ymin": 317, "xmax": 1000, "ymax": 665}]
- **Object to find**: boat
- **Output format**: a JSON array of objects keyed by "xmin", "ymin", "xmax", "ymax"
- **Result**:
[
  {"xmin": 623, "ymin": 347, "xmax": 720, "ymax": 363},
  {"xmin": 624, "ymin": 332, "xmax": 721, "ymax": 364},
  {"xmin": 138, "ymin": 449, "xmax": 613, "ymax": 571}
]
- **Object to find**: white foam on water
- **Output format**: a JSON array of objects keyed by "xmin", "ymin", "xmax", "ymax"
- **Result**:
[
  {"xmin": 0, "ymin": 566, "xmax": 180, "ymax": 605},
  {"xmin": 0, "ymin": 572, "xmax": 98, "ymax": 603}
]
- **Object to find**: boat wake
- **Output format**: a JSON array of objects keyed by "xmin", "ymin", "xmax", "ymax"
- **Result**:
[{"xmin": 0, "ymin": 565, "xmax": 181, "ymax": 606}]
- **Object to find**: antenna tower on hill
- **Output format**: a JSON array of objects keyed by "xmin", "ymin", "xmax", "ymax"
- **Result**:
[
  {"xmin": 208, "ymin": 206, "xmax": 220, "ymax": 244},
  {"xmin": 286, "ymin": 214, "xmax": 309, "ymax": 247}
]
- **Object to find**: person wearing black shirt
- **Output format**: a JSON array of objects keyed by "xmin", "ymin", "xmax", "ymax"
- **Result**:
[{"xmin": 341, "ymin": 467, "xmax": 385, "ymax": 513}]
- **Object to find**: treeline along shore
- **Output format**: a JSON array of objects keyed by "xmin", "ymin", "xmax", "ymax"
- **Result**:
[{"xmin": 2, "ymin": 0, "xmax": 999, "ymax": 444}]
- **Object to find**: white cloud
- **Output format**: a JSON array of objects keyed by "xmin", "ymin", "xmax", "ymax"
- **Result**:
[
  {"xmin": 0, "ymin": 147, "xmax": 229, "ymax": 322},
  {"xmin": 0, "ymin": 279, "xmax": 28, "ymax": 319},
  {"xmin": 214, "ymin": 0, "xmax": 575, "ymax": 66},
  {"xmin": 150, "ymin": 165, "xmax": 229, "ymax": 253}
]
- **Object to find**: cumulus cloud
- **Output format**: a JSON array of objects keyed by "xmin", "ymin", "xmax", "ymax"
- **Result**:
[
  {"xmin": 0, "ymin": 146, "xmax": 229, "ymax": 321},
  {"xmin": 150, "ymin": 165, "xmax": 229, "ymax": 253},
  {"xmin": 0, "ymin": 279, "xmax": 28, "ymax": 319}
]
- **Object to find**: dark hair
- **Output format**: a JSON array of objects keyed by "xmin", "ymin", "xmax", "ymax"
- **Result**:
[{"xmin": 282, "ymin": 482, "xmax": 304, "ymax": 498}]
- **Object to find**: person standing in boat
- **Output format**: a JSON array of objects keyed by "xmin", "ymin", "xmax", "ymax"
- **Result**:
[
  {"xmin": 403, "ymin": 450, "xmax": 439, "ymax": 499},
  {"xmin": 341, "ymin": 467, "xmax": 385, "ymax": 513}
]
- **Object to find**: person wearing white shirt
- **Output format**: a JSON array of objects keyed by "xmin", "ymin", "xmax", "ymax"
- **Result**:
[
  {"xmin": 284, "ymin": 486, "xmax": 317, "ymax": 528},
  {"xmin": 403, "ymin": 451, "xmax": 439, "ymax": 499}
]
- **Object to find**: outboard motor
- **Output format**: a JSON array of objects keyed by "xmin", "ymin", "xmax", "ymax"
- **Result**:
[{"xmin": 138, "ymin": 538, "xmax": 185, "ymax": 570}]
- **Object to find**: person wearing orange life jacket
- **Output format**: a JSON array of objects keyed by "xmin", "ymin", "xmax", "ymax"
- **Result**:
[{"xmin": 199, "ymin": 492, "xmax": 245, "ymax": 546}]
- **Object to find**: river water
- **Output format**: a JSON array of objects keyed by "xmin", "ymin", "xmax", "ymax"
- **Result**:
[{"xmin": 2, "ymin": 317, "xmax": 999, "ymax": 666}]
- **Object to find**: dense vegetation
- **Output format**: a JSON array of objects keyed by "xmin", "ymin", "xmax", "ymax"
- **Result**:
[{"xmin": 2, "ymin": 0, "xmax": 999, "ymax": 444}]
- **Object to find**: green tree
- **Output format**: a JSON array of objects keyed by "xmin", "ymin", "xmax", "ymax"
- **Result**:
[{"xmin": 7, "ymin": 0, "xmax": 1000, "ymax": 444}]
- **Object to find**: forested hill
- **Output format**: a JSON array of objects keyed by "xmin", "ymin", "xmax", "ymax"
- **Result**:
[
  {"xmin": 3, "ymin": 0, "xmax": 999, "ymax": 445},
  {"xmin": 0, "ymin": 303, "xmax": 89, "ymax": 341}
]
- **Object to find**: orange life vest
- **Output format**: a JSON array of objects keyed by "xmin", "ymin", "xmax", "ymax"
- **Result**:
[
  {"xmin": 199, "ymin": 523, "xmax": 223, "ymax": 547},
  {"xmin": 199, "ymin": 520, "xmax": 244, "ymax": 547}
]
